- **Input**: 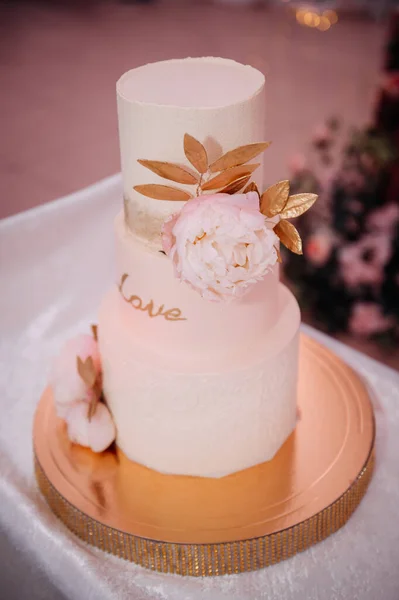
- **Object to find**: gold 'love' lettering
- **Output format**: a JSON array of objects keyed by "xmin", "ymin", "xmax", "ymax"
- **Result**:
[{"xmin": 118, "ymin": 273, "xmax": 187, "ymax": 322}]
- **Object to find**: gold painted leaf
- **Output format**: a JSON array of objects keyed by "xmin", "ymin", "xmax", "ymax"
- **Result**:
[
  {"xmin": 274, "ymin": 220, "xmax": 303, "ymax": 255},
  {"xmin": 133, "ymin": 184, "xmax": 192, "ymax": 201},
  {"xmin": 260, "ymin": 180, "xmax": 290, "ymax": 217},
  {"xmin": 184, "ymin": 134, "xmax": 208, "ymax": 174},
  {"xmin": 279, "ymin": 193, "xmax": 318, "ymax": 219},
  {"xmin": 275, "ymin": 245, "xmax": 283, "ymax": 263},
  {"xmin": 202, "ymin": 164, "xmax": 259, "ymax": 191},
  {"xmin": 219, "ymin": 175, "xmax": 251, "ymax": 194},
  {"xmin": 91, "ymin": 324, "xmax": 98, "ymax": 341},
  {"xmin": 244, "ymin": 181, "xmax": 260, "ymax": 196},
  {"xmin": 77, "ymin": 356, "xmax": 97, "ymax": 388},
  {"xmin": 209, "ymin": 142, "xmax": 271, "ymax": 173},
  {"xmin": 137, "ymin": 159, "xmax": 199, "ymax": 184}
]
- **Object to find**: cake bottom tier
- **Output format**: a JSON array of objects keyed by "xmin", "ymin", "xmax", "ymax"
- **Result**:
[{"xmin": 98, "ymin": 284, "xmax": 300, "ymax": 478}]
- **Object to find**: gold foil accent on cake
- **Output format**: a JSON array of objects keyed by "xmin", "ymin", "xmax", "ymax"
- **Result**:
[
  {"xmin": 134, "ymin": 135, "xmax": 268, "ymax": 200},
  {"xmin": 220, "ymin": 175, "xmax": 251, "ymax": 194},
  {"xmin": 131, "ymin": 135, "xmax": 316, "ymax": 260},
  {"xmin": 244, "ymin": 181, "xmax": 260, "ymax": 197},
  {"xmin": 118, "ymin": 273, "xmax": 187, "ymax": 321},
  {"xmin": 208, "ymin": 142, "xmax": 271, "ymax": 173},
  {"xmin": 184, "ymin": 134, "xmax": 208, "ymax": 174},
  {"xmin": 201, "ymin": 164, "xmax": 260, "ymax": 191},
  {"xmin": 279, "ymin": 193, "xmax": 318, "ymax": 219},
  {"xmin": 273, "ymin": 220, "xmax": 303, "ymax": 255},
  {"xmin": 260, "ymin": 180, "xmax": 290, "ymax": 217},
  {"xmin": 137, "ymin": 160, "xmax": 199, "ymax": 185},
  {"xmin": 260, "ymin": 182, "xmax": 317, "ymax": 255},
  {"xmin": 133, "ymin": 184, "xmax": 192, "ymax": 201}
]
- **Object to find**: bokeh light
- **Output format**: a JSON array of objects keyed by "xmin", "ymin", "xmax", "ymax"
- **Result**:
[{"xmin": 295, "ymin": 7, "xmax": 338, "ymax": 32}]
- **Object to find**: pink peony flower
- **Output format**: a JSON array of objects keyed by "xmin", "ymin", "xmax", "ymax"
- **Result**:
[
  {"xmin": 161, "ymin": 192, "xmax": 278, "ymax": 301},
  {"xmin": 65, "ymin": 401, "xmax": 116, "ymax": 453},
  {"xmin": 305, "ymin": 229, "xmax": 334, "ymax": 267},
  {"xmin": 339, "ymin": 235, "xmax": 392, "ymax": 289},
  {"xmin": 50, "ymin": 334, "xmax": 101, "ymax": 418},
  {"xmin": 349, "ymin": 303, "xmax": 394, "ymax": 337}
]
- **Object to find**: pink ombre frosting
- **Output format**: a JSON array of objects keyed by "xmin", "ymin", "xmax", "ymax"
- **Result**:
[{"xmin": 113, "ymin": 212, "xmax": 280, "ymax": 362}]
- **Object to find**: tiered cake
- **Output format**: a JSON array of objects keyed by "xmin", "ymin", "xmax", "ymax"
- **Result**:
[
  {"xmin": 50, "ymin": 57, "xmax": 317, "ymax": 478},
  {"xmin": 35, "ymin": 59, "xmax": 377, "ymax": 575}
]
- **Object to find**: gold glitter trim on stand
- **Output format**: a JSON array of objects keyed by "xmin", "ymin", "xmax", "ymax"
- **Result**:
[
  {"xmin": 34, "ymin": 450, "xmax": 374, "ymax": 576},
  {"xmin": 33, "ymin": 336, "xmax": 376, "ymax": 576}
]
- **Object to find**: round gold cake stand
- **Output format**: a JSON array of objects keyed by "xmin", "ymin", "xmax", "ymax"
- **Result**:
[{"xmin": 33, "ymin": 335, "xmax": 375, "ymax": 577}]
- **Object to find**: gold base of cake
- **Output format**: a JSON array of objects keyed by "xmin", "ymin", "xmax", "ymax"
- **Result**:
[{"xmin": 33, "ymin": 335, "xmax": 375, "ymax": 576}]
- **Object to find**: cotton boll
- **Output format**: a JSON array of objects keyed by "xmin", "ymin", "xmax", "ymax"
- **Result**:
[
  {"xmin": 50, "ymin": 334, "xmax": 101, "ymax": 412},
  {"xmin": 65, "ymin": 402, "xmax": 91, "ymax": 448},
  {"xmin": 87, "ymin": 403, "xmax": 116, "ymax": 453},
  {"xmin": 65, "ymin": 401, "xmax": 116, "ymax": 453}
]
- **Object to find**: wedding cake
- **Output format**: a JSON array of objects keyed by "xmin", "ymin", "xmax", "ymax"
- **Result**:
[{"xmin": 50, "ymin": 58, "xmax": 317, "ymax": 478}]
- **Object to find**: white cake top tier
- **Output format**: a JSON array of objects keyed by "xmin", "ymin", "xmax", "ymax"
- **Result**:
[{"xmin": 117, "ymin": 57, "xmax": 266, "ymax": 247}]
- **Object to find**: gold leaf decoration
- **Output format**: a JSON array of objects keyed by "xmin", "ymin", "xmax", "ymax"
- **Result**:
[
  {"xmin": 260, "ymin": 180, "xmax": 290, "ymax": 218},
  {"xmin": 202, "ymin": 164, "xmax": 260, "ymax": 191},
  {"xmin": 244, "ymin": 181, "xmax": 260, "ymax": 196},
  {"xmin": 184, "ymin": 134, "xmax": 208, "ymax": 174},
  {"xmin": 91, "ymin": 324, "xmax": 98, "ymax": 341},
  {"xmin": 279, "ymin": 193, "xmax": 318, "ymax": 219},
  {"xmin": 134, "ymin": 184, "xmax": 192, "ymax": 201},
  {"xmin": 275, "ymin": 245, "xmax": 282, "ymax": 263},
  {"xmin": 219, "ymin": 175, "xmax": 251, "ymax": 194},
  {"xmin": 209, "ymin": 142, "xmax": 271, "ymax": 173},
  {"xmin": 137, "ymin": 159, "xmax": 199, "ymax": 185},
  {"xmin": 274, "ymin": 220, "xmax": 303, "ymax": 255},
  {"xmin": 77, "ymin": 356, "xmax": 97, "ymax": 388}
]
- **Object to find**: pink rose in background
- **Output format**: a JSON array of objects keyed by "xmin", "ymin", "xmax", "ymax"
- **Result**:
[
  {"xmin": 50, "ymin": 334, "xmax": 101, "ymax": 418},
  {"xmin": 65, "ymin": 402, "xmax": 116, "ymax": 453},
  {"xmin": 162, "ymin": 192, "xmax": 278, "ymax": 302},
  {"xmin": 304, "ymin": 229, "xmax": 334, "ymax": 267},
  {"xmin": 339, "ymin": 234, "xmax": 392, "ymax": 289},
  {"xmin": 367, "ymin": 203, "xmax": 399, "ymax": 233},
  {"xmin": 349, "ymin": 303, "xmax": 394, "ymax": 337}
]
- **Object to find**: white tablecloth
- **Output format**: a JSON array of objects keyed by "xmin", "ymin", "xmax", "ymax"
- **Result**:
[{"xmin": 1, "ymin": 176, "xmax": 399, "ymax": 600}]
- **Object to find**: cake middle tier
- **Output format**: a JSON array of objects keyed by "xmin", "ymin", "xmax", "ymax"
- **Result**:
[{"xmin": 111, "ymin": 211, "xmax": 280, "ymax": 362}]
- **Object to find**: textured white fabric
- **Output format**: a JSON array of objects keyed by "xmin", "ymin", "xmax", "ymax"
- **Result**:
[{"xmin": 0, "ymin": 175, "xmax": 399, "ymax": 600}]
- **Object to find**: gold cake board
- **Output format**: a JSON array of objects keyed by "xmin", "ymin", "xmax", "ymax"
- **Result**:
[{"xmin": 33, "ymin": 335, "xmax": 375, "ymax": 577}]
